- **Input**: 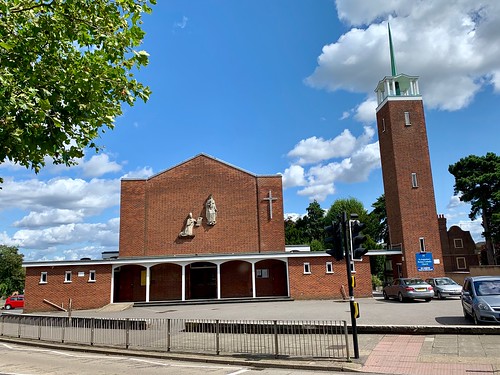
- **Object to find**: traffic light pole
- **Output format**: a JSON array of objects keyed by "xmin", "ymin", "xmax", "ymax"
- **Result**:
[{"xmin": 341, "ymin": 212, "xmax": 360, "ymax": 359}]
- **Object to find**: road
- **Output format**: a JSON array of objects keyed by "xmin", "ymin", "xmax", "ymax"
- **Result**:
[{"xmin": 0, "ymin": 342, "xmax": 362, "ymax": 375}]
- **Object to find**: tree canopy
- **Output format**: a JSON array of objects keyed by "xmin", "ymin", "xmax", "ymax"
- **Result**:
[
  {"xmin": 449, "ymin": 152, "xmax": 500, "ymax": 265},
  {"xmin": 0, "ymin": 0, "xmax": 155, "ymax": 181},
  {"xmin": 0, "ymin": 245, "xmax": 25, "ymax": 297}
]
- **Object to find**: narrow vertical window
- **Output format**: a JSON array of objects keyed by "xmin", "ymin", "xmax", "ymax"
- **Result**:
[
  {"xmin": 404, "ymin": 111, "xmax": 411, "ymax": 126},
  {"xmin": 382, "ymin": 118, "xmax": 386, "ymax": 132},
  {"xmin": 88, "ymin": 270, "xmax": 96, "ymax": 282},
  {"xmin": 419, "ymin": 237, "xmax": 426, "ymax": 252},
  {"xmin": 303, "ymin": 262, "xmax": 311, "ymax": 274},
  {"xmin": 64, "ymin": 271, "xmax": 72, "ymax": 283},
  {"xmin": 412, "ymin": 173, "xmax": 418, "ymax": 188},
  {"xmin": 40, "ymin": 272, "xmax": 48, "ymax": 284},
  {"xmin": 326, "ymin": 262, "xmax": 333, "ymax": 274},
  {"xmin": 456, "ymin": 257, "xmax": 467, "ymax": 270}
]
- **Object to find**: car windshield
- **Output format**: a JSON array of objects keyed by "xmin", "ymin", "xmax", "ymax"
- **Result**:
[
  {"xmin": 474, "ymin": 280, "xmax": 500, "ymax": 296},
  {"xmin": 435, "ymin": 278, "xmax": 457, "ymax": 286}
]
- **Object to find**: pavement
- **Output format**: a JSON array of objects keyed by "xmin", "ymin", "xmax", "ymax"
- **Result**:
[{"xmin": 3, "ymin": 297, "xmax": 500, "ymax": 374}]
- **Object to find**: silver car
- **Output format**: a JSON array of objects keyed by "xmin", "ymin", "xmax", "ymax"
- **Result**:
[
  {"xmin": 425, "ymin": 277, "xmax": 462, "ymax": 299},
  {"xmin": 462, "ymin": 276, "xmax": 500, "ymax": 325},
  {"xmin": 383, "ymin": 278, "xmax": 434, "ymax": 302}
]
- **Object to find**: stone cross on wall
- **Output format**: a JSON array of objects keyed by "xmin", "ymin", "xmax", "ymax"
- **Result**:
[{"xmin": 263, "ymin": 190, "xmax": 278, "ymax": 219}]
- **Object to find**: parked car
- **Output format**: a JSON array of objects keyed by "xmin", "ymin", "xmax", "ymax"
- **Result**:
[
  {"xmin": 3, "ymin": 294, "xmax": 24, "ymax": 310},
  {"xmin": 425, "ymin": 277, "xmax": 462, "ymax": 299},
  {"xmin": 383, "ymin": 278, "xmax": 434, "ymax": 302},
  {"xmin": 461, "ymin": 276, "xmax": 500, "ymax": 325}
]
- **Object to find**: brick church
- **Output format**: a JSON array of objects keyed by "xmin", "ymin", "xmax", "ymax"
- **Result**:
[{"xmin": 23, "ymin": 154, "xmax": 371, "ymax": 312}]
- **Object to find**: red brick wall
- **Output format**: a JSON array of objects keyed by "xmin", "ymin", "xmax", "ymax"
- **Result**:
[
  {"xmin": 119, "ymin": 155, "xmax": 284, "ymax": 258},
  {"xmin": 24, "ymin": 265, "xmax": 112, "ymax": 313},
  {"xmin": 150, "ymin": 264, "xmax": 182, "ymax": 300},
  {"xmin": 220, "ymin": 261, "xmax": 252, "ymax": 298},
  {"xmin": 376, "ymin": 99, "xmax": 444, "ymax": 278},
  {"xmin": 288, "ymin": 256, "xmax": 372, "ymax": 300}
]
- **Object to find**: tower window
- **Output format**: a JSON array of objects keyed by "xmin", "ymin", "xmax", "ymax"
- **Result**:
[
  {"xmin": 412, "ymin": 173, "xmax": 418, "ymax": 188},
  {"xmin": 404, "ymin": 111, "xmax": 411, "ymax": 126},
  {"xmin": 419, "ymin": 237, "xmax": 426, "ymax": 252},
  {"xmin": 382, "ymin": 118, "xmax": 386, "ymax": 132}
]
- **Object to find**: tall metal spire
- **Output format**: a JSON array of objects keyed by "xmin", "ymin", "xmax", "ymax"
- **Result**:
[{"xmin": 388, "ymin": 23, "xmax": 397, "ymax": 76}]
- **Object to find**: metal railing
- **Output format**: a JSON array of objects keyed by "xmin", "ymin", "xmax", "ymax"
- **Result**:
[{"xmin": 0, "ymin": 314, "xmax": 350, "ymax": 360}]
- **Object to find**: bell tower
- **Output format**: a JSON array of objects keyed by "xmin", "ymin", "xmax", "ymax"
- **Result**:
[{"xmin": 375, "ymin": 24, "xmax": 444, "ymax": 278}]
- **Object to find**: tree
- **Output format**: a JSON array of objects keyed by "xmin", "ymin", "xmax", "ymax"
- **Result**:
[
  {"xmin": 304, "ymin": 200, "xmax": 325, "ymax": 243},
  {"xmin": 0, "ymin": 245, "xmax": 25, "ymax": 297},
  {"xmin": 368, "ymin": 194, "xmax": 389, "ymax": 245},
  {"xmin": 0, "ymin": 0, "xmax": 155, "ymax": 181},
  {"xmin": 449, "ymin": 152, "xmax": 500, "ymax": 265},
  {"xmin": 284, "ymin": 216, "xmax": 307, "ymax": 245},
  {"xmin": 324, "ymin": 197, "xmax": 369, "ymax": 224}
]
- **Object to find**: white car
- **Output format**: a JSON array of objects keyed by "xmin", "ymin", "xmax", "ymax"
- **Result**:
[{"xmin": 425, "ymin": 277, "xmax": 462, "ymax": 299}]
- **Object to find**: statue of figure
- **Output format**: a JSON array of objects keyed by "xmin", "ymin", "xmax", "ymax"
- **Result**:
[
  {"xmin": 205, "ymin": 194, "xmax": 218, "ymax": 225},
  {"xmin": 179, "ymin": 212, "xmax": 196, "ymax": 237}
]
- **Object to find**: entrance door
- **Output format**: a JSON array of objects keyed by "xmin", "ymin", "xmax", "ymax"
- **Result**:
[{"xmin": 190, "ymin": 262, "xmax": 217, "ymax": 299}]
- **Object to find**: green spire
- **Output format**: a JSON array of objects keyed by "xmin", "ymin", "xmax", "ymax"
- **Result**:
[{"xmin": 388, "ymin": 23, "xmax": 397, "ymax": 76}]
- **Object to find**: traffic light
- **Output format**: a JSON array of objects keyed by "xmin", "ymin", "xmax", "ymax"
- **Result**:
[
  {"xmin": 350, "ymin": 220, "xmax": 368, "ymax": 260},
  {"xmin": 324, "ymin": 221, "xmax": 344, "ymax": 261}
]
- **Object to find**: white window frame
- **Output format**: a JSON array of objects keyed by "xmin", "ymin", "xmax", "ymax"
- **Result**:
[
  {"xmin": 88, "ymin": 270, "xmax": 96, "ymax": 282},
  {"xmin": 39, "ymin": 272, "xmax": 48, "ymax": 284},
  {"xmin": 303, "ymin": 262, "xmax": 311, "ymax": 274},
  {"xmin": 256, "ymin": 269, "xmax": 269, "ymax": 279},
  {"xmin": 404, "ymin": 111, "xmax": 411, "ymax": 126},
  {"xmin": 456, "ymin": 257, "xmax": 467, "ymax": 270},
  {"xmin": 326, "ymin": 262, "xmax": 333, "ymax": 274},
  {"xmin": 419, "ymin": 237, "xmax": 426, "ymax": 252},
  {"xmin": 64, "ymin": 271, "xmax": 72, "ymax": 283},
  {"xmin": 412, "ymin": 173, "xmax": 418, "ymax": 188},
  {"xmin": 454, "ymin": 238, "xmax": 464, "ymax": 249}
]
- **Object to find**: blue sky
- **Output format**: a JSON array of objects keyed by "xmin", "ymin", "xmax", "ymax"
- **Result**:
[{"xmin": 1, "ymin": 0, "xmax": 499, "ymax": 261}]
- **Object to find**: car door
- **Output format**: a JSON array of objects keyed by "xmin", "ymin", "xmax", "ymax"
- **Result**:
[
  {"xmin": 462, "ymin": 279, "xmax": 473, "ymax": 315},
  {"xmin": 387, "ymin": 279, "xmax": 400, "ymax": 297}
]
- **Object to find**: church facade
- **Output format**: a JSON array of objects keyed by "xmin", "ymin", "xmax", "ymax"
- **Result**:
[{"xmin": 23, "ymin": 154, "xmax": 372, "ymax": 313}]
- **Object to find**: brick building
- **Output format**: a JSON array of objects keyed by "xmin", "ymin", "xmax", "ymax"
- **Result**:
[
  {"xmin": 23, "ymin": 154, "xmax": 372, "ymax": 312},
  {"xmin": 374, "ymin": 27, "xmax": 445, "ymax": 279}
]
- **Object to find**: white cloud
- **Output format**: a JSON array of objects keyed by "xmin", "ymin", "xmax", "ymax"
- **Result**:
[
  {"xmin": 307, "ymin": 0, "xmax": 500, "ymax": 112},
  {"xmin": 447, "ymin": 195, "xmax": 465, "ymax": 209},
  {"xmin": 283, "ymin": 127, "xmax": 380, "ymax": 202},
  {"xmin": 281, "ymin": 165, "xmax": 306, "ymax": 188},
  {"xmin": 14, "ymin": 209, "xmax": 86, "ymax": 228},
  {"xmin": 174, "ymin": 16, "xmax": 189, "ymax": 30},
  {"xmin": 82, "ymin": 154, "xmax": 122, "ymax": 177},
  {"xmin": 121, "ymin": 167, "xmax": 154, "ymax": 179}
]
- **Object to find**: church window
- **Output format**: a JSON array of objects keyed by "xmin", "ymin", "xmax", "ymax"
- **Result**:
[
  {"xmin": 412, "ymin": 173, "xmax": 418, "ymax": 188},
  {"xmin": 454, "ymin": 239, "xmax": 463, "ymax": 248},
  {"xmin": 303, "ymin": 262, "xmax": 311, "ymax": 274},
  {"xmin": 404, "ymin": 111, "xmax": 411, "ymax": 126},
  {"xmin": 326, "ymin": 262, "xmax": 333, "ymax": 274},
  {"xmin": 456, "ymin": 257, "xmax": 467, "ymax": 270},
  {"xmin": 419, "ymin": 237, "xmax": 426, "ymax": 252},
  {"xmin": 64, "ymin": 271, "xmax": 72, "ymax": 283},
  {"xmin": 256, "ymin": 269, "xmax": 269, "ymax": 278}
]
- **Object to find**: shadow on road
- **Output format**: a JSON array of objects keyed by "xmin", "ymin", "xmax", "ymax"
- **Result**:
[{"xmin": 435, "ymin": 316, "xmax": 470, "ymax": 325}]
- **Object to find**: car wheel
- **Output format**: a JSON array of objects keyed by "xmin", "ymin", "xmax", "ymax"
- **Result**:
[
  {"xmin": 425, "ymin": 298, "xmax": 431, "ymax": 302},
  {"xmin": 4, "ymin": 304, "xmax": 11, "ymax": 310},
  {"xmin": 463, "ymin": 307, "xmax": 470, "ymax": 319},
  {"xmin": 437, "ymin": 291, "xmax": 443, "ymax": 300},
  {"xmin": 398, "ymin": 292, "xmax": 405, "ymax": 303},
  {"xmin": 383, "ymin": 291, "xmax": 389, "ymax": 300}
]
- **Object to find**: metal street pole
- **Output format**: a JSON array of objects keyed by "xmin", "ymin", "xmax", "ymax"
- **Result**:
[{"xmin": 341, "ymin": 211, "xmax": 359, "ymax": 359}]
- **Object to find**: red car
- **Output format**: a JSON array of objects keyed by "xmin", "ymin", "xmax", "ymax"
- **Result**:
[{"xmin": 4, "ymin": 295, "xmax": 24, "ymax": 310}]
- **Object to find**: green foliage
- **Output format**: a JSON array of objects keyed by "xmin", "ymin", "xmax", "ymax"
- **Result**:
[
  {"xmin": 0, "ymin": 245, "xmax": 25, "ymax": 297},
  {"xmin": 368, "ymin": 194, "xmax": 389, "ymax": 245},
  {"xmin": 284, "ymin": 216, "xmax": 307, "ymax": 245},
  {"xmin": 371, "ymin": 274, "xmax": 383, "ymax": 289},
  {"xmin": 449, "ymin": 152, "xmax": 500, "ymax": 264},
  {"xmin": 324, "ymin": 197, "xmax": 368, "ymax": 223},
  {"xmin": 0, "ymin": 0, "xmax": 156, "ymax": 181},
  {"xmin": 304, "ymin": 201, "xmax": 325, "ymax": 242},
  {"xmin": 309, "ymin": 239, "xmax": 324, "ymax": 252}
]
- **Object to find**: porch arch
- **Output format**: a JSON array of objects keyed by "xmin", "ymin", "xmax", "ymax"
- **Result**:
[{"xmin": 254, "ymin": 259, "xmax": 288, "ymax": 297}]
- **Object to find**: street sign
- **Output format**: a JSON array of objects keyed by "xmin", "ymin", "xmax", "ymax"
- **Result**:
[{"xmin": 416, "ymin": 252, "xmax": 434, "ymax": 271}]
